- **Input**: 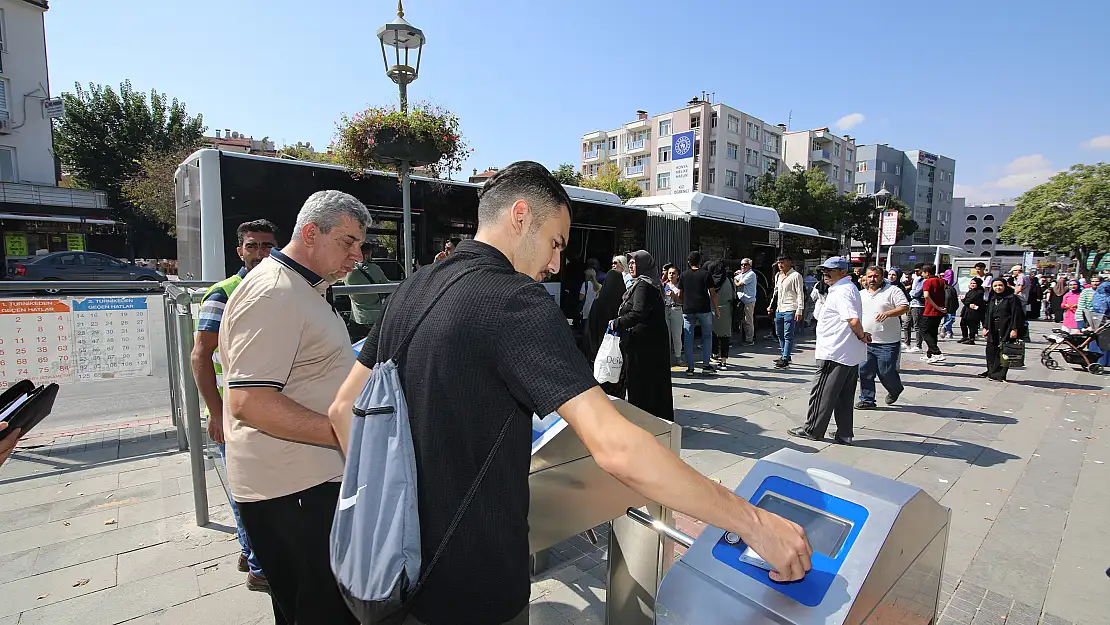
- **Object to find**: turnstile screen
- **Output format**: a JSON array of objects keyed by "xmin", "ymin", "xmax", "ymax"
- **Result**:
[{"xmin": 756, "ymin": 492, "xmax": 852, "ymax": 558}]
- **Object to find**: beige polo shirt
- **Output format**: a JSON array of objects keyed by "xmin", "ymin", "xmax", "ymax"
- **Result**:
[{"xmin": 219, "ymin": 249, "xmax": 354, "ymax": 502}]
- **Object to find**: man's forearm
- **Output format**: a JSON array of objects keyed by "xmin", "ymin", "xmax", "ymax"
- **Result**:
[
  {"xmin": 846, "ymin": 317, "xmax": 867, "ymax": 339},
  {"xmin": 230, "ymin": 388, "xmax": 338, "ymax": 447},
  {"xmin": 887, "ymin": 305, "xmax": 909, "ymax": 318},
  {"xmin": 190, "ymin": 349, "xmax": 223, "ymax": 418}
]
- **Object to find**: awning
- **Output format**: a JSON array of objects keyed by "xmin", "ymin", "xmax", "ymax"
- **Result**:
[
  {"xmin": 626, "ymin": 192, "xmax": 781, "ymax": 230},
  {"xmin": 777, "ymin": 222, "xmax": 840, "ymax": 241},
  {"xmin": 0, "ymin": 213, "xmax": 117, "ymax": 225}
]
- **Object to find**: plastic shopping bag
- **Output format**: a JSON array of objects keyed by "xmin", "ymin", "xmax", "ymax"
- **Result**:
[{"xmin": 593, "ymin": 331, "xmax": 623, "ymax": 384}]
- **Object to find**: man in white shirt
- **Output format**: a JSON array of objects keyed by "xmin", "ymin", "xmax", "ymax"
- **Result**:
[
  {"xmin": 769, "ymin": 254, "xmax": 806, "ymax": 368},
  {"xmin": 788, "ymin": 257, "xmax": 871, "ymax": 445},
  {"xmin": 734, "ymin": 258, "xmax": 758, "ymax": 345},
  {"xmin": 856, "ymin": 266, "xmax": 909, "ymax": 410}
]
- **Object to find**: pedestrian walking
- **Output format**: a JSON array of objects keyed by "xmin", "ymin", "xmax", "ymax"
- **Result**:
[
  {"xmin": 942, "ymin": 280, "xmax": 959, "ymax": 340},
  {"xmin": 329, "ymin": 161, "xmax": 812, "ymax": 625},
  {"xmin": 788, "ymin": 257, "xmax": 871, "ymax": 444},
  {"xmin": 769, "ymin": 254, "xmax": 805, "ymax": 368},
  {"xmin": 662, "ymin": 265, "xmax": 684, "ymax": 365},
  {"xmin": 959, "ymin": 278, "xmax": 987, "ymax": 344},
  {"xmin": 1062, "ymin": 280, "xmax": 1082, "ymax": 330},
  {"xmin": 585, "ymin": 270, "xmax": 626, "ymax": 361},
  {"xmin": 679, "ymin": 251, "xmax": 720, "ymax": 375},
  {"xmin": 856, "ymin": 266, "xmax": 908, "ymax": 410},
  {"xmin": 904, "ymin": 264, "xmax": 926, "ymax": 353},
  {"xmin": 610, "ymin": 250, "xmax": 674, "ymax": 420},
  {"xmin": 1078, "ymin": 276, "xmax": 1100, "ymax": 329},
  {"xmin": 190, "ymin": 219, "xmax": 278, "ymax": 593},
  {"xmin": 707, "ymin": 260, "xmax": 735, "ymax": 369},
  {"xmin": 918, "ymin": 264, "xmax": 948, "ymax": 364},
  {"xmin": 579, "ymin": 268, "xmax": 601, "ymax": 324},
  {"xmin": 220, "ymin": 192, "xmax": 370, "ymax": 624},
  {"xmin": 734, "ymin": 258, "xmax": 758, "ymax": 345},
  {"xmin": 981, "ymin": 280, "xmax": 1025, "ymax": 382}
]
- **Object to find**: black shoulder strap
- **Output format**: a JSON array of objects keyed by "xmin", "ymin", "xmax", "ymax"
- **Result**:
[{"xmin": 379, "ymin": 265, "xmax": 484, "ymax": 365}]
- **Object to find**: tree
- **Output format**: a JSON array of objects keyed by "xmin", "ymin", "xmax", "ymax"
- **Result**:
[
  {"xmin": 121, "ymin": 147, "xmax": 197, "ymax": 233},
  {"xmin": 551, "ymin": 163, "xmax": 583, "ymax": 187},
  {"xmin": 1001, "ymin": 163, "xmax": 1110, "ymax": 280},
  {"xmin": 843, "ymin": 195, "xmax": 919, "ymax": 266},
  {"xmin": 580, "ymin": 163, "xmax": 643, "ymax": 201},
  {"xmin": 748, "ymin": 165, "xmax": 846, "ymax": 232},
  {"xmin": 278, "ymin": 141, "xmax": 336, "ymax": 163}
]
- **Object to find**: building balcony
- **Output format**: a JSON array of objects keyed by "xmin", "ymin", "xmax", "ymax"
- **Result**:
[
  {"xmin": 0, "ymin": 182, "xmax": 109, "ymax": 210},
  {"xmin": 625, "ymin": 164, "xmax": 647, "ymax": 179},
  {"xmin": 625, "ymin": 139, "xmax": 648, "ymax": 154},
  {"xmin": 624, "ymin": 119, "xmax": 649, "ymax": 132},
  {"xmin": 583, "ymin": 150, "xmax": 601, "ymax": 163},
  {"xmin": 812, "ymin": 129, "xmax": 835, "ymax": 143},
  {"xmin": 811, "ymin": 149, "xmax": 832, "ymax": 164},
  {"xmin": 582, "ymin": 130, "xmax": 607, "ymax": 141}
]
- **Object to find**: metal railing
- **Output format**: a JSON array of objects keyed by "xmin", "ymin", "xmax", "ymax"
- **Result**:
[{"xmin": 0, "ymin": 182, "xmax": 109, "ymax": 209}]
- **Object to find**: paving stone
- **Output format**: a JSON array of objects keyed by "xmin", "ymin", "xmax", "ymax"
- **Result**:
[
  {"xmin": 16, "ymin": 566, "xmax": 199, "ymax": 625},
  {"xmin": 123, "ymin": 585, "xmax": 273, "ymax": 624},
  {"xmin": 0, "ymin": 555, "xmax": 118, "ymax": 618}
]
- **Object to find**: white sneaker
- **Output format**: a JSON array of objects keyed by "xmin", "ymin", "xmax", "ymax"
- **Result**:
[
  {"xmin": 919, "ymin": 355, "xmax": 933, "ymax": 362},
  {"xmin": 906, "ymin": 346, "xmax": 921, "ymax": 353},
  {"xmin": 928, "ymin": 354, "xmax": 947, "ymax": 364}
]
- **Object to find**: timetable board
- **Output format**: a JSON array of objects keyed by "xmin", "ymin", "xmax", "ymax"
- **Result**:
[{"xmin": 0, "ymin": 297, "xmax": 153, "ymax": 390}]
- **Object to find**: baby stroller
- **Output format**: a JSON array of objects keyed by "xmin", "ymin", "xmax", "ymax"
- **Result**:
[{"xmin": 1040, "ymin": 320, "xmax": 1110, "ymax": 374}]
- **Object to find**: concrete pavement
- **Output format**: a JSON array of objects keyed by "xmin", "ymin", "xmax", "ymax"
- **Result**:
[{"xmin": 0, "ymin": 318, "xmax": 1106, "ymax": 624}]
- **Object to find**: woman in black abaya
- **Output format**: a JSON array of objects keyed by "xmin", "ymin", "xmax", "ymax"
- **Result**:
[{"xmin": 610, "ymin": 250, "xmax": 674, "ymax": 421}]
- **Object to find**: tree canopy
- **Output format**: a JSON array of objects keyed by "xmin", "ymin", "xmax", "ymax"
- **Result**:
[
  {"xmin": 1001, "ymin": 162, "xmax": 1110, "ymax": 279},
  {"xmin": 580, "ymin": 162, "xmax": 643, "ymax": 201},
  {"xmin": 748, "ymin": 165, "xmax": 844, "ymax": 233},
  {"xmin": 843, "ymin": 195, "xmax": 919, "ymax": 265},
  {"xmin": 551, "ymin": 163, "xmax": 583, "ymax": 187},
  {"xmin": 121, "ymin": 147, "xmax": 196, "ymax": 232}
]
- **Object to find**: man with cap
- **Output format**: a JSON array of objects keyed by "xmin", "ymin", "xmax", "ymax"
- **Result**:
[
  {"xmin": 789, "ymin": 257, "xmax": 871, "ymax": 445},
  {"xmin": 768, "ymin": 254, "xmax": 806, "ymax": 368}
]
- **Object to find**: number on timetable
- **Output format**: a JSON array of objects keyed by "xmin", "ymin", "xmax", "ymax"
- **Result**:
[
  {"xmin": 37, "ymin": 336, "xmax": 47, "ymax": 343},
  {"xmin": 15, "ymin": 349, "xmax": 25, "ymax": 355},
  {"xmin": 37, "ymin": 347, "xmax": 47, "ymax": 353},
  {"xmin": 14, "ymin": 338, "xmax": 24, "ymax": 344}
]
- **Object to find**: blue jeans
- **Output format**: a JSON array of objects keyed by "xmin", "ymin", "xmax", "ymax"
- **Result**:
[
  {"xmin": 217, "ymin": 444, "xmax": 264, "ymax": 577},
  {"xmin": 942, "ymin": 314, "xmax": 956, "ymax": 335},
  {"xmin": 858, "ymin": 342, "xmax": 904, "ymax": 403},
  {"xmin": 683, "ymin": 312, "xmax": 714, "ymax": 368},
  {"xmin": 774, "ymin": 311, "xmax": 799, "ymax": 361}
]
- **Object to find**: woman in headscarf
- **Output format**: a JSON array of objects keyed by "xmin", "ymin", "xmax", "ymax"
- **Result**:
[
  {"xmin": 958, "ymin": 277, "xmax": 986, "ymax": 345},
  {"xmin": 705, "ymin": 260, "xmax": 735, "ymax": 369},
  {"xmin": 609, "ymin": 250, "xmax": 674, "ymax": 421},
  {"xmin": 981, "ymin": 279, "xmax": 1025, "ymax": 382},
  {"xmin": 1088, "ymin": 279, "xmax": 1110, "ymax": 368},
  {"xmin": 1061, "ymin": 279, "xmax": 1082, "ymax": 330},
  {"xmin": 1050, "ymin": 274, "xmax": 1068, "ymax": 323},
  {"xmin": 585, "ymin": 267, "xmax": 626, "ymax": 363}
]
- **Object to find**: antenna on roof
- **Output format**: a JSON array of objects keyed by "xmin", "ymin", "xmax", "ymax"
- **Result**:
[{"xmin": 787, "ymin": 110, "xmax": 792, "ymax": 131}]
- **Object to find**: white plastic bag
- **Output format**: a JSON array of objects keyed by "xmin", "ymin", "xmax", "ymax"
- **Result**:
[{"xmin": 593, "ymin": 332, "xmax": 623, "ymax": 384}]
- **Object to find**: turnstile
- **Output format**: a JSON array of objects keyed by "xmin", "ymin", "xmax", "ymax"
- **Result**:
[
  {"xmin": 650, "ymin": 448, "xmax": 950, "ymax": 625},
  {"xmin": 528, "ymin": 399, "xmax": 682, "ymax": 625}
]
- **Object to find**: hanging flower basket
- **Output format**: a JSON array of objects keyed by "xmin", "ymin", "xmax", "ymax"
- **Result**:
[{"xmin": 333, "ymin": 102, "xmax": 469, "ymax": 179}]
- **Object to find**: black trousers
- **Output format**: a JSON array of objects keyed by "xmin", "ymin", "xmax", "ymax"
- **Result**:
[
  {"xmin": 713, "ymin": 334, "xmax": 731, "ymax": 359},
  {"xmin": 237, "ymin": 482, "xmax": 359, "ymax": 625},
  {"xmin": 903, "ymin": 307, "xmax": 925, "ymax": 346},
  {"xmin": 985, "ymin": 331, "xmax": 1007, "ymax": 380},
  {"xmin": 961, "ymin": 317, "xmax": 982, "ymax": 341},
  {"xmin": 921, "ymin": 315, "xmax": 943, "ymax": 356},
  {"xmin": 802, "ymin": 359, "xmax": 858, "ymax": 440}
]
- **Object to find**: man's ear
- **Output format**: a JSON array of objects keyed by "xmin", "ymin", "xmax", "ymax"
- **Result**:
[{"xmin": 508, "ymin": 199, "xmax": 531, "ymax": 235}]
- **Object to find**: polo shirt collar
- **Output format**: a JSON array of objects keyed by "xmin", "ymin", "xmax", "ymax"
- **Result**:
[
  {"xmin": 455, "ymin": 239, "xmax": 512, "ymax": 268},
  {"xmin": 236, "ymin": 266, "xmax": 248, "ymax": 278},
  {"xmin": 269, "ymin": 249, "xmax": 326, "ymax": 291}
]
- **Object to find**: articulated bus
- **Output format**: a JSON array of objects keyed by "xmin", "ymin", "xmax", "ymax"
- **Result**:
[{"xmin": 174, "ymin": 150, "xmax": 837, "ymax": 321}]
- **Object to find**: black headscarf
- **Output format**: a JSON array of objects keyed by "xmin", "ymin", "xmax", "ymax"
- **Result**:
[
  {"xmin": 586, "ymin": 269, "xmax": 628, "ymax": 358},
  {"xmin": 629, "ymin": 250, "xmax": 661, "ymax": 288},
  {"xmin": 703, "ymin": 260, "xmax": 727, "ymax": 290}
]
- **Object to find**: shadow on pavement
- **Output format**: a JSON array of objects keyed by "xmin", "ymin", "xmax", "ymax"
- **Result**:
[
  {"xmin": 906, "ymin": 381, "xmax": 979, "ymax": 392},
  {"xmin": 675, "ymin": 382, "xmax": 768, "ymax": 396},
  {"xmin": 1012, "ymin": 378, "xmax": 1105, "ymax": 392}
]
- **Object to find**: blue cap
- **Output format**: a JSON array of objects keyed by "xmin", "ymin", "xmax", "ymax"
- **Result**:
[{"xmin": 819, "ymin": 256, "xmax": 850, "ymax": 270}]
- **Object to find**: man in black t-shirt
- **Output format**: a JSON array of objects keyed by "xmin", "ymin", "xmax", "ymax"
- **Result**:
[
  {"xmin": 678, "ymin": 251, "xmax": 719, "ymax": 375},
  {"xmin": 329, "ymin": 162, "xmax": 811, "ymax": 625}
]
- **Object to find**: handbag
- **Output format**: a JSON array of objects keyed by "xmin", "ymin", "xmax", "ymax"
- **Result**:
[{"xmin": 1000, "ymin": 340, "xmax": 1026, "ymax": 368}]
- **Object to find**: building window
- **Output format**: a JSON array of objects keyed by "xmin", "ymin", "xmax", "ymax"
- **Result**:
[
  {"xmin": 844, "ymin": 170, "xmax": 851, "ymax": 183},
  {"xmin": 855, "ymin": 182, "xmax": 867, "ymax": 194},
  {"xmin": 982, "ymin": 239, "xmax": 994, "ymax": 248},
  {"xmin": 982, "ymin": 226, "xmax": 994, "ymax": 234},
  {"xmin": 857, "ymin": 161, "xmax": 868, "ymax": 172},
  {"xmin": 657, "ymin": 172, "xmax": 671, "ymax": 190},
  {"xmin": 966, "ymin": 215, "xmax": 978, "ymax": 222},
  {"xmin": 763, "ymin": 157, "xmax": 779, "ymax": 175},
  {"xmin": 658, "ymin": 146, "xmax": 671, "ymax": 162},
  {"xmin": 745, "ymin": 148, "xmax": 760, "ymax": 167},
  {"xmin": 727, "ymin": 142, "xmax": 739, "ymax": 159},
  {"xmin": 727, "ymin": 115, "xmax": 740, "ymax": 133},
  {"xmin": 609, "ymin": 137, "xmax": 617, "ymax": 152},
  {"xmin": 833, "ymin": 165, "xmax": 839, "ymax": 180},
  {"xmin": 983, "ymin": 214, "xmax": 995, "ymax": 222},
  {"xmin": 966, "ymin": 227, "xmax": 976, "ymax": 233},
  {"xmin": 846, "ymin": 148, "xmax": 853, "ymax": 161},
  {"xmin": 0, "ymin": 147, "xmax": 14, "ymax": 183},
  {"xmin": 964, "ymin": 239, "xmax": 976, "ymax": 246},
  {"xmin": 811, "ymin": 139, "xmax": 821, "ymax": 152},
  {"xmin": 947, "ymin": 171, "xmax": 953, "ymax": 182},
  {"xmin": 659, "ymin": 119, "xmax": 672, "ymax": 136},
  {"xmin": 638, "ymin": 180, "xmax": 650, "ymax": 192},
  {"xmin": 834, "ymin": 142, "xmax": 841, "ymax": 158},
  {"xmin": 880, "ymin": 160, "xmax": 888, "ymax": 173},
  {"xmin": 725, "ymin": 170, "xmax": 739, "ymax": 188},
  {"xmin": 711, "ymin": 111, "xmax": 718, "ymax": 128},
  {"xmin": 747, "ymin": 122, "xmax": 760, "ymax": 140},
  {"xmin": 894, "ymin": 165, "xmax": 901, "ymax": 175},
  {"xmin": 745, "ymin": 174, "xmax": 757, "ymax": 190},
  {"xmin": 894, "ymin": 185, "xmax": 900, "ymax": 197},
  {"xmin": 708, "ymin": 168, "xmax": 716, "ymax": 184},
  {"xmin": 709, "ymin": 141, "xmax": 717, "ymax": 157},
  {"xmin": 0, "ymin": 78, "xmax": 10, "ymax": 121},
  {"xmin": 690, "ymin": 115, "xmax": 701, "ymax": 129}
]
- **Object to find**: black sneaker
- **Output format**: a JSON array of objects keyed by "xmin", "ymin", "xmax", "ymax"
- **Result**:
[
  {"xmin": 976, "ymin": 371, "xmax": 990, "ymax": 378},
  {"xmin": 833, "ymin": 436, "xmax": 854, "ymax": 446},
  {"xmin": 855, "ymin": 401, "xmax": 877, "ymax": 410},
  {"xmin": 786, "ymin": 426, "xmax": 821, "ymax": 441},
  {"xmin": 885, "ymin": 392, "xmax": 900, "ymax": 405},
  {"xmin": 685, "ymin": 367, "xmax": 695, "ymax": 375},
  {"xmin": 702, "ymin": 364, "xmax": 718, "ymax": 374},
  {"xmin": 774, "ymin": 359, "xmax": 790, "ymax": 369}
]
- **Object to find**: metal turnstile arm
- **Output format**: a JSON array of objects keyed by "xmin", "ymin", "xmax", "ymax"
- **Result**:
[{"xmin": 625, "ymin": 507, "xmax": 694, "ymax": 549}]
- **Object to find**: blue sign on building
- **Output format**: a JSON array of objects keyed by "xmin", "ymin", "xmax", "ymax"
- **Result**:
[{"xmin": 672, "ymin": 131, "xmax": 695, "ymax": 160}]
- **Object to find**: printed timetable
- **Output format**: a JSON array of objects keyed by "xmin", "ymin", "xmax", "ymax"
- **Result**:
[{"xmin": 0, "ymin": 297, "xmax": 153, "ymax": 389}]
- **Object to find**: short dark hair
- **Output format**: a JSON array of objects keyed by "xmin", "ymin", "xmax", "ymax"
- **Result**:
[
  {"xmin": 236, "ymin": 219, "xmax": 278, "ymax": 245},
  {"xmin": 914, "ymin": 263, "xmax": 924, "ymax": 270},
  {"xmin": 687, "ymin": 251, "xmax": 702, "ymax": 267},
  {"xmin": 974, "ymin": 262, "xmax": 987, "ymax": 270},
  {"xmin": 662, "ymin": 262, "xmax": 675, "ymax": 273},
  {"xmin": 777, "ymin": 254, "xmax": 792, "ymax": 262},
  {"xmin": 865, "ymin": 265, "xmax": 885, "ymax": 275},
  {"xmin": 448, "ymin": 237, "xmax": 462, "ymax": 247},
  {"xmin": 360, "ymin": 241, "xmax": 374, "ymax": 257},
  {"xmin": 922, "ymin": 263, "xmax": 937, "ymax": 274},
  {"xmin": 477, "ymin": 161, "xmax": 571, "ymax": 231}
]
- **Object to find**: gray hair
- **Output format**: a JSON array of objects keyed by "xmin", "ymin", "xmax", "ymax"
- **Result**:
[
  {"xmin": 291, "ymin": 190, "xmax": 371, "ymax": 240},
  {"xmin": 741, "ymin": 257, "xmax": 752, "ymax": 266}
]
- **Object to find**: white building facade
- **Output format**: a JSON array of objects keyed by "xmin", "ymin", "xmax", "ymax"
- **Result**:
[
  {"xmin": 0, "ymin": 0, "xmax": 54, "ymax": 185},
  {"xmin": 781, "ymin": 128, "xmax": 856, "ymax": 195}
]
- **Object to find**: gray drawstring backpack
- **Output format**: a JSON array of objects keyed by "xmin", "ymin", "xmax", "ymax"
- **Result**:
[{"xmin": 330, "ymin": 266, "xmax": 513, "ymax": 624}]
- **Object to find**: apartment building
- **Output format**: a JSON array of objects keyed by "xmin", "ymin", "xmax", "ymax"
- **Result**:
[
  {"xmin": 579, "ymin": 97, "xmax": 784, "ymax": 202},
  {"xmin": 781, "ymin": 128, "xmax": 856, "ymax": 194},
  {"xmin": 950, "ymin": 199, "xmax": 1047, "ymax": 270},
  {"xmin": 853, "ymin": 145, "xmax": 956, "ymax": 247}
]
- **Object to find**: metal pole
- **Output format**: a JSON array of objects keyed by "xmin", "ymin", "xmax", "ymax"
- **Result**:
[
  {"xmin": 173, "ymin": 291, "xmax": 209, "ymax": 526},
  {"xmin": 875, "ymin": 205, "xmax": 882, "ymax": 270},
  {"xmin": 887, "ymin": 246, "xmax": 894, "ymax": 271},
  {"xmin": 399, "ymin": 79, "xmax": 414, "ymax": 278},
  {"xmin": 163, "ymin": 294, "xmax": 187, "ymax": 450}
]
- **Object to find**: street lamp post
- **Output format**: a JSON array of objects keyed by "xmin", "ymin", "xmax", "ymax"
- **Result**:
[
  {"xmin": 378, "ymin": 0, "xmax": 425, "ymax": 278},
  {"xmin": 873, "ymin": 182, "xmax": 892, "ymax": 267}
]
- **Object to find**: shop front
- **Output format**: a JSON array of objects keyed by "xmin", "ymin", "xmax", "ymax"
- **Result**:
[{"xmin": 0, "ymin": 214, "xmax": 128, "ymax": 276}]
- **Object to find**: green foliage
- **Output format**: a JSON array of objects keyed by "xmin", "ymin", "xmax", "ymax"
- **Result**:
[
  {"xmin": 1001, "ymin": 162, "xmax": 1110, "ymax": 279},
  {"xmin": 54, "ymin": 80, "xmax": 205, "ymax": 206},
  {"xmin": 749, "ymin": 165, "xmax": 844, "ymax": 232},
  {"xmin": 334, "ymin": 102, "xmax": 469, "ymax": 179},
  {"xmin": 580, "ymin": 163, "xmax": 643, "ymax": 201},
  {"xmin": 843, "ymin": 195, "xmax": 919, "ymax": 263},
  {"xmin": 121, "ymin": 147, "xmax": 197, "ymax": 233},
  {"xmin": 279, "ymin": 141, "xmax": 336, "ymax": 164},
  {"xmin": 551, "ymin": 163, "xmax": 583, "ymax": 187}
]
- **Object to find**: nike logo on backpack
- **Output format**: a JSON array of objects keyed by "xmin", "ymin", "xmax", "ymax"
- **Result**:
[{"xmin": 338, "ymin": 485, "xmax": 367, "ymax": 510}]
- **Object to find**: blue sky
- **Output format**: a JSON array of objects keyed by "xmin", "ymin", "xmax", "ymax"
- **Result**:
[{"xmin": 45, "ymin": 0, "xmax": 1109, "ymax": 203}]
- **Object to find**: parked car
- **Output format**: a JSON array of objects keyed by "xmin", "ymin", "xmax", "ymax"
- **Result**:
[{"xmin": 10, "ymin": 252, "xmax": 165, "ymax": 292}]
